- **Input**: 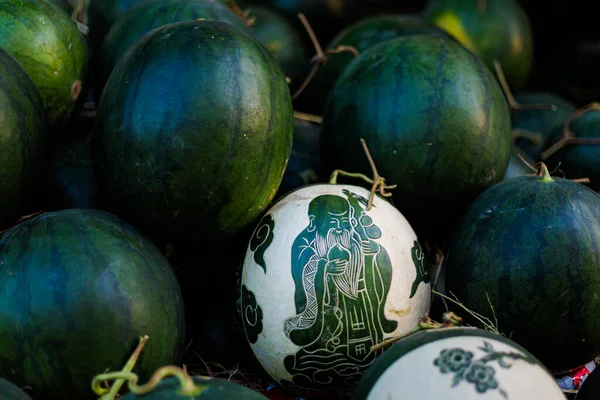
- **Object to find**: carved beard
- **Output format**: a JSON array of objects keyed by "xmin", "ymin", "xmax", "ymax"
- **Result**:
[{"xmin": 315, "ymin": 227, "xmax": 351, "ymax": 258}]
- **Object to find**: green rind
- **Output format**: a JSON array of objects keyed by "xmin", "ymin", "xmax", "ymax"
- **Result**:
[
  {"xmin": 122, "ymin": 376, "xmax": 268, "ymax": 399},
  {"xmin": 544, "ymin": 110, "xmax": 600, "ymax": 190},
  {"xmin": 444, "ymin": 175, "xmax": 600, "ymax": 373},
  {"xmin": 576, "ymin": 366, "xmax": 600, "ymax": 400},
  {"xmin": 0, "ymin": 377, "xmax": 33, "ymax": 400},
  {"xmin": 0, "ymin": 47, "xmax": 47, "ymax": 230},
  {"xmin": 352, "ymin": 328, "xmax": 549, "ymax": 399},
  {"xmin": 320, "ymin": 35, "xmax": 511, "ymax": 240},
  {"xmin": 423, "ymin": 0, "xmax": 533, "ymax": 91},
  {"xmin": 0, "ymin": 0, "xmax": 88, "ymax": 131},
  {"xmin": 86, "ymin": 0, "xmax": 147, "ymax": 48},
  {"xmin": 246, "ymin": 5, "xmax": 309, "ymax": 84},
  {"xmin": 512, "ymin": 92, "xmax": 576, "ymax": 161},
  {"xmin": 97, "ymin": 0, "xmax": 251, "ymax": 97},
  {"xmin": 301, "ymin": 14, "xmax": 451, "ymax": 115},
  {"xmin": 92, "ymin": 20, "xmax": 293, "ymax": 244},
  {"xmin": 0, "ymin": 209, "xmax": 186, "ymax": 400}
]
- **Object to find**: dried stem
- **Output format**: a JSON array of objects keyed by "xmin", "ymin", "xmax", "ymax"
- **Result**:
[
  {"xmin": 432, "ymin": 290, "xmax": 501, "ymax": 335},
  {"xmin": 511, "ymin": 129, "xmax": 543, "ymax": 145},
  {"xmin": 541, "ymin": 102, "xmax": 600, "ymax": 160},
  {"xmin": 293, "ymin": 111, "xmax": 323, "ymax": 124},
  {"xmin": 478, "ymin": 0, "xmax": 486, "ymax": 14},
  {"xmin": 292, "ymin": 13, "xmax": 358, "ymax": 100},
  {"xmin": 0, "ymin": 211, "xmax": 45, "ymax": 236},
  {"xmin": 494, "ymin": 61, "xmax": 556, "ymax": 111},
  {"xmin": 227, "ymin": 1, "xmax": 255, "ymax": 26},
  {"xmin": 516, "ymin": 152, "xmax": 537, "ymax": 172}
]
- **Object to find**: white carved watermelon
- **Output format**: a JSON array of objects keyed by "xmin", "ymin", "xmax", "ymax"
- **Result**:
[{"xmin": 239, "ymin": 184, "xmax": 431, "ymax": 394}]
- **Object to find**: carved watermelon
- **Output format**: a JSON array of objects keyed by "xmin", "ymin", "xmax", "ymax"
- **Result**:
[
  {"xmin": 353, "ymin": 328, "xmax": 565, "ymax": 399},
  {"xmin": 239, "ymin": 184, "xmax": 432, "ymax": 395}
]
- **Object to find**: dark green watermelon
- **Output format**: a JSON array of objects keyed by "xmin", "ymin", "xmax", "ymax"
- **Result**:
[
  {"xmin": 0, "ymin": 0, "xmax": 88, "ymax": 131},
  {"xmin": 299, "ymin": 14, "xmax": 451, "ymax": 115},
  {"xmin": 320, "ymin": 35, "xmax": 511, "ymax": 241},
  {"xmin": 246, "ymin": 5, "xmax": 309, "ymax": 87},
  {"xmin": 0, "ymin": 47, "xmax": 47, "ymax": 231},
  {"xmin": 512, "ymin": 93, "xmax": 576, "ymax": 161},
  {"xmin": 97, "ymin": 0, "xmax": 250, "ymax": 98},
  {"xmin": 0, "ymin": 209, "xmax": 186, "ymax": 400},
  {"xmin": 543, "ymin": 110, "xmax": 600, "ymax": 190},
  {"xmin": 91, "ymin": 20, "xmax": 293, "ymax": 245},
  {"xmin": 444, "ymin": 169, "xmax": 600, "ymax": 374},
  {"xmin": 576, "ymin": 364, "xmax": 600, "ymax": 399},
  {"xmin": 502, "ymin": 146, "xmax": 534, "ymax": 181},
  {"xmin": 121, "ymin": 376, "xmax": 268, "ymax": 399},
  {"xmin": 43, "ymin": 135, "xmax": 104, "ymax": 210},
  {"xmin": 0, "ymin": 377, "xmax": 33, "ymax": 400},
  {"xmin": 423, "ymin": 0, "xmax": 533, "ymax": 91}
]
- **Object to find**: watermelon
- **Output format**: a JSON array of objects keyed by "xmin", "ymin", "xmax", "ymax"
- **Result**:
[
  {"xmin": 43, "ymin": 135, "xmax": 104, "ymax": 211},
  {"xmin": 353, "ymin": 328, "xmax": 565, "ymax": 399},
  {"xmin": 0, "ymin": 47, "xmax": 47, "ymax": 230},
  {"xmin": 91, "ymin": 20, "xmax": 293, "ymax": 245},
  {"xmin": 0, "ymin": 377, "xmax": 33, "ymax": 400},
  {"xmin": 512, "ymin": 92, "xmax": 576, "ymax": 161},
  {"xmin": 299, "ymin": 14, "xmax": 451, "ymax": 115},
  {"xmin": 577, "ymin": 364, "xmax": 600, "ymax": 399},
  {"xmin": 246, "ymin": 5, "xmax": 309, "ymax": 87},
  {"xmin": 240, "ymin": 184, "xmax": 432, "ymax": 393},
  {"xmin": 543, "ymin": 109, "xmax": 600, "ymax": 190},
  {"xmin": 96, "ymin": 0, "xmax": 251, "ymax": 98},
  {"xmin": 0, "ymin": 0, "xmax": 88, "ymax": 131},
  {"xmin": 502, "ymin": 146, "xmax": 534, "ymax": 181},
  {"xmin": 444, "ymin": 166, "xmax": 600, "ymax": 373},
  {"xmin": 423, "ymin": 0, "xmax": 533, "ymax": 91},
  {"xmin": 121, "ymin": 375, "xmax": 268, "ymax": 399},
  {"xmin": 0, "ymin": 209, "xmax": 186, "ymax": 400},
  {"xmin": 320, "ymin": 35, "xmax": 511, "ymax": 241}
]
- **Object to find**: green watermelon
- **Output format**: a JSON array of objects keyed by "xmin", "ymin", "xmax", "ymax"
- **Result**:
[
  {"xmin": 423, "ymin": 0, "xmax": 533, "ymax": 91},
  {"xmin": 0, "ymin": 209, "xmax": 186, "ymax": 400},
  {"xmin": 299, "ymin": 14, "xmax": 451, "ymax": 115},
  {"xmin": 576, "ymin": 364, "xmax": 600, "ymax": 399},
  {"xmin": 91, "ymin": 20, "xmax": 293, "ymax": 245},
  {"xmin": 0, "ymin": 47, "xmax": 47, "ymax": 230},
  {"xmin": 512, "ymin": 93, "xmax": 576, "ymax": 161},
  {"xmin": 120, "ymin": 376, "xmax": 268, "ymax": 399},
  {"xmin": 0, "ymin": 0, "xmax": 88, "ymax": 131},
  {"xmin": 0, "ymin": 377, "xmax": 33, "ymax": 400},
  {"xmin": 444, "ymin": 167, "xmax": 600, "ymax": 374},
  {"xmin": 543, "ymin": 109, "xmax": 600, "ymax": 190},
  {"xmin": 246, "ymin": 5, "xmax": 309, "ymax": 87},
  {"xmin": 320, "ymin": 35, "xmax": 511, "ymax": 241},
  {"xmin": 502, "ymin": 146, "xmax": 534, "ymax": 181},
  {"xmin": 96, "ymin": 0, "xmax": 250, "ymax": 98},
  {"xmin": 353, "ymin": 328, "xmax": 565, "ymax": 399},
  {"xmin": 43, "ymin": 135, "xmax": 104, "ymax": 210}
]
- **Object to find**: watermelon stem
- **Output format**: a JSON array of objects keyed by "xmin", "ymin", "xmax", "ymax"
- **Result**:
[
  {"xmin": 540, "ymin": 102, "xmax": 600, "ymax": 160},
  {"xmin": 370, "ymin": 312, "xmax": 463, "ymax": 351},
  {"xmin": 291, "ymin": 13, "xmax": 359, "ymax": 100},
  {"xmin": 535, "ymin": 162, "xmax": 555, "ymax": 183},
  {"xmin": 227, "ymin": 1, "xmax": 256, "ymax": 27},
  {"xmin": 494, "ymin": 61, "xmax": 557, "ymax": 112},
  {"xmin": 329, "ymin": 139, "xmax": 397, "ymax": 210},
  {"xmin": 511, "ymin": 129, "xmax": 543, "ymax": 145},
  {"xmin": 92, "ymin": 335, "xmax": 149, "ymax": 399},
  {"xmin": 432, "ymin": 290, "xmax": 502, "ymax": 336}
]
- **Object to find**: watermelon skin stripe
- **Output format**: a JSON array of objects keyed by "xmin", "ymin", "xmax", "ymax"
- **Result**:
[
  {"xmin": 320, "ymin": 35, "xmax": 511, "ymax": 240},
  {"xmin": 444, "ymin": 176, "xmax": 600, "ymax": 374},
  {"xmin": 0, "ymin": 209, "xmax": 186, "ymax": 400},
  {"xmin": 96, "ymin": 0, "xmax": 251, "ymax": 98},
  {"xmin": 0, "ymin": 0, "xmax": 88, "ymax": 131},
  {"xmin": 0, "ymin": 48, "xmax": 47, "ymax": 230},
  {"xmin": 92, "ymin": 20, "xmax": 293, "ymax": 244}
]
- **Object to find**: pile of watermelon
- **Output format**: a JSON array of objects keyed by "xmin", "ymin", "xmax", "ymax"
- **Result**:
[{"xmin": 1, "ymin": 0, "xmax": 600, "ymax": 399}]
